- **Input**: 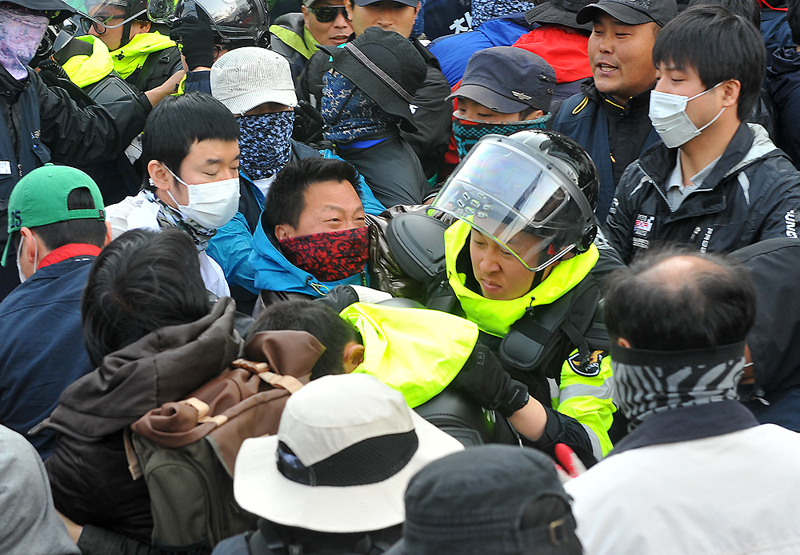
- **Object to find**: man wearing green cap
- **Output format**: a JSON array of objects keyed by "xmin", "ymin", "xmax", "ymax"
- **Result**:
[{"xmin": 0, "ymin": 164, "xmax": 111, "ymax": 459}]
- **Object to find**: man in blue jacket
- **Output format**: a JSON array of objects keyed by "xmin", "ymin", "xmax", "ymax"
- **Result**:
[
  {"xmin": 0, "ymin": 165, "xmax": 111, "ymax": 459},
  {"xmin": 552, "ymin": 0, "xmax": 677, "ymax": 222}
]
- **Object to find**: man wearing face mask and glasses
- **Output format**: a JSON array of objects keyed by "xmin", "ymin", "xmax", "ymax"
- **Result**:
[
  {"xmin": 604, "ymin": 5, "xmax": 800, "ymax": 263},
  {"xmin": 105, "ymin": 92, "xmax": 241, "ymax": 299}
]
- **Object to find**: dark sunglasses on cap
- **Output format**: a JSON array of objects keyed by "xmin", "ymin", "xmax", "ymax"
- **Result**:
[{"xmin": 308, "ymin": 5, "xmax": 349, "ymax": 22}]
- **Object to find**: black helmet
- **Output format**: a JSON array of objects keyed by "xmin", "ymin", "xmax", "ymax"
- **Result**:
[
  {"xmin": 430, "ymin": 130, "xmax": 598, "ymax": 272},
  {"xmin": 148, "ymin": 0, "xmax": 269, "ymax": 46}
]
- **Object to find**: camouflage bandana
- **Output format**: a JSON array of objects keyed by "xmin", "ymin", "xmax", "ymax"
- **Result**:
[
  {"xmin": 321, "ymin": 71, "xmax": 398, "ymax": 145},
  {"xmin": 142, "ymin": 187, "xmax": 216, "ymax": 250},
  {"xmin": 238, "ymin": 111, "xmax": 295, "ymax": 181},
  {"xmin": 452, "ymin": 112, "xmax": 551, "ymax": 158}
]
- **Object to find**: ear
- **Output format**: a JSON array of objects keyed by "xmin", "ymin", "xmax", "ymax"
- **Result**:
[
  {"xmin": 721, "ymin": 79, "xmax": 741, "ymax": 108},
  {"xmin": 345, "ymin": 0, "xmax": 354, "ymax": 19},
  {"xmin": 136, "ymin": 20, "xmax": 151, "ymax": 33},
  {"xmin": 148, "ymin": 160, "xmax": 173, "ymax": 192},
  {"xmin": 342, "ymin": 342, "xmax": 365, "ymax": 373},
  {"xmin": 274, "ymin": 224, "xmax": 296, "ymax": 241},
  {"xmin": 19, "ymin": 227, "xmax": 36, "ymax": 264},
  {"xmin": 103, "ymin": 220, "xmax": 113, "ymax": 247},
  {"xmin": 415, "ymin": 1, "xmax": 421, "ymax": 12},
  {"xmin": 616, "ymin": 337, "xmax": 632, "ymax": 349},
  {"xmin": 301, "ymin": 5, "xmax": 311, "ymax": 28},
  {"xmin": 523, "ymin": 109, "xmax": 544, "ymax": 121}
]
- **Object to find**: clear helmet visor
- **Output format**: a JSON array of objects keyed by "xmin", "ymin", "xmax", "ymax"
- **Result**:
[
  {"xmin": 68, "ymin": 0, "xmax": 145, "ymax": 29},
  {"xmin": 430, "ymin": 135, "xmax": 588, "ymax": 272},
  {"xmin": 147, "ymin": 0, "xmax": 264, "ymax": 42}
]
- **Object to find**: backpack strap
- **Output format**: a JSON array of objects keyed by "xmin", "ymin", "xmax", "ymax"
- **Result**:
[
  {"xmin": 123, "ymin": 427, "xmax": 143, "ymax": 480},
  {"xmin": 258, "ymin": 371, "xmax": 304, "ymax": 394},
  {"xmin": 181, "ymin": 397, "xmax": 230, "ymax": 426}
]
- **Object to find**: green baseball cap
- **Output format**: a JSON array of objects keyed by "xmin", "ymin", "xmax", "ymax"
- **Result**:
[{"xmin": 2, "ymin": 164, "xmax": 106, "ymax": 267}]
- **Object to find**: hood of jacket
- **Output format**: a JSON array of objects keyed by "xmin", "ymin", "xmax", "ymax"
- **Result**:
[
  {"xmin": 249, "ymin": 218, "xmax": 366, "ymax": 296},
  {"xmin": 44, "ymin": 297, "xmax": 242, "ymax": 441},
  {"xmin": 635, "ymin": 122, "xmax": 781, "ymax": 196},
  {"xmin": 767, "ymin": 47, "xmax": 800, "ymax": 106}
]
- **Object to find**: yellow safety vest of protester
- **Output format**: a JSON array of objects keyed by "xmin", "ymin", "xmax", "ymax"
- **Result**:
[{"xmin": 340, "ymin": 302, "xmax": 479, "ymax": 408}]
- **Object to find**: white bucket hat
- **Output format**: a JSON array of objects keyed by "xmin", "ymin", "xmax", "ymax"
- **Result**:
[
  {"xmin": 233, "ymin": 373, "xmax": 464, "ymax": 533},
  {"xmin": 211, "ymin": 47, "xmax": 298, "ymax": 115}
]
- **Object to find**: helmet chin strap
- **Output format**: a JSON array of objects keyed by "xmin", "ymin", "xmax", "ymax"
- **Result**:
[{"xmin": 120, "ymin": 20, "xmax": 133, "ymax": 47}]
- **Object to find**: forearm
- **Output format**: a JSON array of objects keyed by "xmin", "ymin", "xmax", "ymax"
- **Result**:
[{"xmin": 508, "ymin": 395, "xmax": 548, "ymax": 441}]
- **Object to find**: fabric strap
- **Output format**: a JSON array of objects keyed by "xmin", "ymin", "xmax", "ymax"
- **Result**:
[{"xmin": 344, "ymin": 42, "xmax": 414, "ymax": 104}]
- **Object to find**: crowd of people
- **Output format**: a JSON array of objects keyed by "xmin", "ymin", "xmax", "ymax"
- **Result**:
[{"xmin": 2, "ymin": 0, "xmax": 800, "ymax": 552}]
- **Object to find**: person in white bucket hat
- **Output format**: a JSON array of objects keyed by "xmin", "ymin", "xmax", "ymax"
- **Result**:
[{"xmin": 211, "ymin": 372, "xmax": 463, "ymax": 555}]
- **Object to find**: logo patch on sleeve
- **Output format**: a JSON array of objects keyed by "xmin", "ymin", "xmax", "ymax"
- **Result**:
[{"xmin": 568, "ymin": 350, "xmax": 605, "ymax": 377}]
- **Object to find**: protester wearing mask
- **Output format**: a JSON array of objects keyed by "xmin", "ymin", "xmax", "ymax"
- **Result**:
[
  {"xmin": 0, "ymin": 0, "xmax": 162, "ymax": 303},
  {"xmin": 449, "ymin": 47, "xmax": 556, "ymax": 161},
  {"xmin": 247, "ymin": 157, "xmax": 376, "ymax": 313},
  {"xmin": 105, "ymin": 92, "xmax": 241, "ymax": 298},
  {"xmin": 318, "ymin": 27, "xmax": 429, "ymax": 208},
  {"xmin": 604, "ymin": 6, "xmax": 800, "ymax": 263},
  {"xmin": 206, "ymin": 47, "xmax": 385, "ymax": 315}
]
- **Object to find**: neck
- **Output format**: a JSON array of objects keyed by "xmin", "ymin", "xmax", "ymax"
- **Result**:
[{"xmin": 678, "ymin": 115, "xmax": 740, "ymax": 183}]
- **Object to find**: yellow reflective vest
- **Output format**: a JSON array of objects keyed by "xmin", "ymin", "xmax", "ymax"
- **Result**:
[
  {"xmin": 340, "ymin": 302, "xmax": 479, "ymax": 408},
  {"xmin": 443, "ymin": 219, "xmax": 615, "ymax": 457}
]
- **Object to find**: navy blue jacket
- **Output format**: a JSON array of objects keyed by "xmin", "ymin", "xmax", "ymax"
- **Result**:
[
  {"xmin": 0, "ymin": 256, "xmax": 95, "ymax": 459},
  {"xmin": 552, "ymin": 79, "xmax": 660, "ymax": 222},
  {"xmin": 767, "ymin": 47, "xmax": 800, "ymax": 168}
]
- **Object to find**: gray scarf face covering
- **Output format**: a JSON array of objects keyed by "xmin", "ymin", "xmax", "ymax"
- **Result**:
[{"xmin": 610, "ymin": 341, "xmax": 745, "ymax": 430}]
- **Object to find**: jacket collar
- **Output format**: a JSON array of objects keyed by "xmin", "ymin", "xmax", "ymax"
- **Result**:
[
  {"xmin": 580, "ymin": 78, "xmax": 651, "ymax": 114},
  {"xmin": 636, "ymin": 123, "xmax": 780, "ymax": 207},
  {"xmin": 610, "ymin": 400, "xmax": 759, "ymax": 456}
]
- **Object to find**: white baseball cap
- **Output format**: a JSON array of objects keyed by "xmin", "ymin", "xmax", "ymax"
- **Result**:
[
  {"xmin": 233, "ymin": 373, "xmax": 464, "ymax": 533},
  {"xmin": 211, "ymin": 47, "xmax": 298, "ymax": 115}
]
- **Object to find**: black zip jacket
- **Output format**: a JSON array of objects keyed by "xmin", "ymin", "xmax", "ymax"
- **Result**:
[{"xmin": 604, "ymin": 123, "xmax": 800, "ymax": 263}]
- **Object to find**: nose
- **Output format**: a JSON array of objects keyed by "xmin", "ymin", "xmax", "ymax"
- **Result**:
[
  {"xmin": 479, "ymin": 245, "xmax": 502, "ymax": 273},
  {"xmin": 598, "ymin": 33, "xmax": 613, "ymax": 54},
  {"xmin": 333, "ymin": 10, "xmax": 349, "ymax": 27}
]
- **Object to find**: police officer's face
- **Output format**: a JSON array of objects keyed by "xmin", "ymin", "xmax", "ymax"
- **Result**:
[
  {"xmin": 469, "ymin": 229, "xmax": 537, "ymax": 301},
  {"xmin": 88, "ymin": 5, "xmax": 149, "ymax": 51}
]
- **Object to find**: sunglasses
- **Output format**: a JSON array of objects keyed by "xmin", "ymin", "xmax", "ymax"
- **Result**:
[{"xmin": 308, "ymin": 5, "xmax": 350, "ymax": 22}]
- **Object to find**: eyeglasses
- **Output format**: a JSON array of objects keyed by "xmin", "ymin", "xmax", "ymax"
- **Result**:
[
  {"xmin": 80, "ymin": 8, "xmax": 146, "ymax": 34},
  {"xmin": 308, "ymin": 5, "xmax": 350, "ymax": 22}
]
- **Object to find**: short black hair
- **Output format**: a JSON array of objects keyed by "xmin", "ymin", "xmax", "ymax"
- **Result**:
[
  {"xmin": 141, "ymin": 92, "xmax": 240, "ymax": 190},
  {"xmin": 652, "ymin": 5, "xmax": 766, "ymax": 121},
  {"xmin": 789, "ymin": 0, "xmax": 800, "ymax": 44},
  {"xmin": 603, "ymin": 246, "xmax": 757, "ymax": 350},
  {"xmin": 688, "ymin": 0, "xmax": 760, "ymax": 28},
  {"xmin": 261, "ymin": 157, "xmax": 360, "ymax": 234},
  {"xmin": 12, "ymin": 187, "xmax": 107, "ymax": 252},
  {"xmin": 247, "ymin": 299, "xmax": 360, "ymax": 379},
  {"xmin": 81, "ymin": 228, "xmax": 211, "ymax": 367}
]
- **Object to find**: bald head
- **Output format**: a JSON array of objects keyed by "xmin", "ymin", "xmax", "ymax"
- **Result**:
[{"xmin": 604, "ymin": 248, "xmax": 756, "ymax": 351}]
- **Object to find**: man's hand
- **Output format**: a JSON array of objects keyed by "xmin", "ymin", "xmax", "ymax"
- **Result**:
[
  {"xmin": 453, "ymin": 344, "xmax": 530, "ymax": 417},
  {"xmin": 170, "ymin": 15, "xmax": 215, "ymax": 71}
]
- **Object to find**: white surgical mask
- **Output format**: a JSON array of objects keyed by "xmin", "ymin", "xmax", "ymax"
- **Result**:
[
  {"xmin": 648, "ymin": 82, "xmax": 726, "ymax": 148},
  {"xmin": 164, "ymin": 166, "xmax": 240, "ymax": 230},
  {"xmin": 16, "ymin": 234, "xmax": 37, "ymax": 283}
]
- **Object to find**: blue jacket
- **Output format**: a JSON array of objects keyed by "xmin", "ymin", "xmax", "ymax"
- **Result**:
[
  {"xmin": 552, "ymin": 80, "xmax": 660, "ymax": 221},
  {"xmin": 767, "ymin": 47, "xmax": 800, "ymax": 168},
  {"xmin": 0, "ymin": 256, "xmax": 95, "ymax": 459},
  {"xmin": 762, "ymin": 9, "xmax": 794, "ymax": 64},
  {"xmin": 207, "ymin": 145, "xmax": 385, "ymax": 294},
  {"xmin": 249, "ymin": 218, "xmax": 367, "ymax": 296},
  {"xmin": 428, "ymin": 14, "xmax": 530, "ymax": 87}
]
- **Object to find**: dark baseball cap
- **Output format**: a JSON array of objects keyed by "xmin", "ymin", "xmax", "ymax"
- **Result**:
[
  {"xmin": 525, "ymin": 0, "xmax": 594, "ymax": 32},
  {"xmin": 385, "ymin": 446, "xmax": 583, "ymax": 555},
  {"xmin": 351, "ymin": 0, "xmax": 418, "ymax": 6},
  {"xmin": 448, "ymin": 47, "xmax": 557, "ymax": 115},
  {"xmin": 577, "ymin": 0, "xmax": 678, "ymax": 27}
]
